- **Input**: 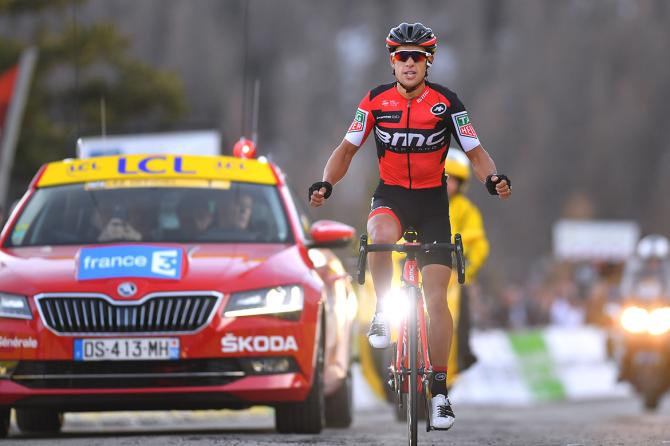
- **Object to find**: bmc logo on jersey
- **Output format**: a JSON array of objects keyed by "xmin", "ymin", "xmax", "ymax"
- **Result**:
[
  {"xmin": 348, "ymin": 109, "xmax": 368, "ymax": 133},
  {"xmin": 374, "ymin": 127, "xmax": 446, "ymax": 152},
  {"xmin": 453, "ymin": 111, "xmax": 478, "ymax": 139}
]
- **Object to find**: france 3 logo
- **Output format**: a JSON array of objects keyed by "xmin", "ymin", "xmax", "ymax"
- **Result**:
[{"xmin": 77, "ymin": 245, "xmax": 183, "ymax": 281}]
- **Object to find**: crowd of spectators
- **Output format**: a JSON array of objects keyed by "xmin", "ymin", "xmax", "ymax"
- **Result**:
[{"xmin": 471, "ymin": 260, "xmax": 623, "ymax": 329}]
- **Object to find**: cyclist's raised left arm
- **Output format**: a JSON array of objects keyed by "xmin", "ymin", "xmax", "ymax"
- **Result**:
[
  {"xmin": 465, "ymin": 145, "xmax": 496, "ymax": 183},
  {"xmin": 443, "ymin": 89, "xmax": 511, "ymax": 199}
]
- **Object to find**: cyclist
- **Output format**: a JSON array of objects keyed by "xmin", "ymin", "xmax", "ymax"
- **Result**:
[
  {"xmin": 444, "ymin": 149, "xmax": 489, "ymax": 372},
  {"xmin": 309, "ymin": 22, "xmax": 511, "ymax": 430}
]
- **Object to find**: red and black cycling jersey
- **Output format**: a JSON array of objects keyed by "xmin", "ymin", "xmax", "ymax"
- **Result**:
[{"xmin": 345, "ymin": 81, "xmax": 482, "ymax": 189}]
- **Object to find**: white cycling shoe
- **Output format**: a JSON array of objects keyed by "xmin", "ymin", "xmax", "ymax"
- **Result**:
[
  {"xmin": 367, "ymin": 313, "xmax": 391, "ymax": 349},
  {"xmin": 430, "ymin": 394, "xmax": 455, "ymax": 430}
]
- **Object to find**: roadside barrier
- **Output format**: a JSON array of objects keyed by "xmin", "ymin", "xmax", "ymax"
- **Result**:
[
  {"xmin": 354, "ymin": 326, "xmax": 631, "ymax": 408},
  {"xmin": 450, "ymin": 326, "xmax": 631, "ymax": 404}
]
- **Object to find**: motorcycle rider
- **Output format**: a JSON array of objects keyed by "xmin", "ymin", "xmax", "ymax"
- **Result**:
[{"xmin": 620, "ymin": 235, "xmax": 670, "ymax": 299}]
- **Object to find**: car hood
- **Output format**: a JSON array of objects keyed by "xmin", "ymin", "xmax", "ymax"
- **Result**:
[{"xmin": 0, "ymin": 243, "xmax": 311, "ymax": 298}]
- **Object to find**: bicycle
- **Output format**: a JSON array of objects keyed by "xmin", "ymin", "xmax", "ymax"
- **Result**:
[{"xmin": 357, "ymin": 230, "xmax": 465, "ymax": 446}]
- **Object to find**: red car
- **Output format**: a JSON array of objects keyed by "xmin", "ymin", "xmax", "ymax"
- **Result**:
[{"xmin": 0, "ymin": 153, "xmax": 357, "ymax": 436}]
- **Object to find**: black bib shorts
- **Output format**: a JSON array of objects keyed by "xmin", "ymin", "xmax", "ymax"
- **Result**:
[{"xmin": 368, "ymin": 179, "xmax": 453, "ymax": 268}]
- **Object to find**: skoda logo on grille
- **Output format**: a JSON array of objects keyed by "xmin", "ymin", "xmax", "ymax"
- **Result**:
[{"xmin": 117, "ymin": 282, "xmax": 138, "ymax": 298}]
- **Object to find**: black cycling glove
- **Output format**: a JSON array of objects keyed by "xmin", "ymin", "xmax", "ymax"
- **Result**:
[
  {"xmin": 485, "ymin": 174, "xmax": 511, "ymax": 195},
  {"xmin": 308, "ymin": 181, "xmax": 333, "ymax": 201}
]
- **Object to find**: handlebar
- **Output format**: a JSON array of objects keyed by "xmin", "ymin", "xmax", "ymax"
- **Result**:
[{"xmin": 357, "ymin": 234, "xmax": 466, "ymax": 286}]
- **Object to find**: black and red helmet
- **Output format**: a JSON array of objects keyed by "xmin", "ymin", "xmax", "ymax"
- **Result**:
[{"xmin": 386, "ymin": 22, "xmax": 437, "ymax": 54}]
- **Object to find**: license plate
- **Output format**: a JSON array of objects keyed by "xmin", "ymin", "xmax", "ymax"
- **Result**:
[{"xmin": 74, "ymin": 338, "xmax": 179, "ymax": 361}]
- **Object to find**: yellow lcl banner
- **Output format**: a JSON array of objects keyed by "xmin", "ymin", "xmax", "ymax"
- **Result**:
[{"xmin": 37, "ymin": 154, "xmax": 277, "ymax": 187}]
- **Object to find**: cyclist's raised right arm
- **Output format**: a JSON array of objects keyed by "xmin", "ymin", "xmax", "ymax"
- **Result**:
[
  {"xmin": 310, "ymin": 94, "xmax": 375, "ymax": 207},
  {"xmin": 309, "ymin": 139, "xmax": 359, "ymax": 207},
  {"xmin": 323, "ymin": 139, "xmax": 359, "ymax": 186}
]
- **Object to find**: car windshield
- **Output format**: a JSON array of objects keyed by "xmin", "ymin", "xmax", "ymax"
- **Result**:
[{"xmin": 5, "ymin": 181, "xmax": 292, "ymax": 246}]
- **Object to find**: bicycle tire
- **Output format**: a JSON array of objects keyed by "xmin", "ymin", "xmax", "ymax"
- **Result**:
[{"xmin": 407, "ymin": 287, "xmax": 418, "ymax": 446}]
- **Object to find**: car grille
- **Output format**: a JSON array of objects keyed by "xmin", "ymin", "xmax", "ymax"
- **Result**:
[{"xmin": 36, "ymin": 293, "xmax": 221, "ymax": 335}]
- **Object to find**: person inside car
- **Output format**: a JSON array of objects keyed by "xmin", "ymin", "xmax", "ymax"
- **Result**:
[
  {"xmin": 215, "ymin": 192, "xmax": 254, "ymax": 232},
  {"xmin": 177, "ymin": 195, "xmax": 215, "ymax": 240},
  {"xmin": 92, "ymin": 204, "xmax": 143, "ymax": 242}
]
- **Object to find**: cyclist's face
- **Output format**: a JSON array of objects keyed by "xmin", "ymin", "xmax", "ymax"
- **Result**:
[{"xmin": 390, "ymin": 45, "xmax": 432, "ymax": 88}]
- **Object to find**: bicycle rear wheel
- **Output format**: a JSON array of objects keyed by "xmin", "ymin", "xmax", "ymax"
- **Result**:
[{"xmin": 407, "ymin": 287, "xmax": 418, "ymax": 446}]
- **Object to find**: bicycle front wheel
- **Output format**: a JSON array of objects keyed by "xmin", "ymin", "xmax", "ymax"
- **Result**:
[{"xmin": 407, "ymin": 287, "xmax": 419, "ymax": 446}]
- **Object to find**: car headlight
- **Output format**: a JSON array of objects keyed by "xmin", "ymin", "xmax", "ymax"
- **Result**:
[
  {"xmin": 0, "ymin": 293, "xmax": 32, "ymax": 320},
  {"xmin": 224, "ymin": 286, "xmax": 304, "ymax": 317}
]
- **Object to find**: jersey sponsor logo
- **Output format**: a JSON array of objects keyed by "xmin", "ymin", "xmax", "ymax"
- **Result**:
[
  {"xmin": 374, "ymin": 126, "xmax": 447, "ymax": 153},
  {"xmin": 416, "ymin": 88, "xmax": 430, "ymax": 103},
  {"xmin": 381, "ymin": 99, "xmax": 400, "ymax": 107},
  {"xmin": 347, "ymin": 108, "xmax": 368, "ymax": 133},
  {"xmin": 453, "ymin": 111, "xmax": 478, "ymax": 139},
  {"xmin": 430, "ymin": 103, "xmax": 448, "ymax": 116},
  {"xmin": 221, "ymin": 334, "xmax": 299, "ymax": 353},
  {"xmin": 373, "ymin": 110, "xmax": 402, "ymax": 123}
]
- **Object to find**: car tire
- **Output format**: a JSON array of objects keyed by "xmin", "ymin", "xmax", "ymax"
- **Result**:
[
  {"xmin": 275, "ymin": 333, "xmax": 325, "ymax": 434},
  {"xmin": 15, "ymin": 408, "xmax": 63, "ymax": 434},
  {"xmin": 0, "ymin": 408, "xmax": 9, "ymax": 438},
  {"xmin": 325, "ymin": 370, "xmax": 353, "ymax": 428}
]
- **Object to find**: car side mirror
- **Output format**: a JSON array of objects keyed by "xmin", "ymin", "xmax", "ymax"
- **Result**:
[{"xmin": 308, "ymin": 220, "xmax": 355, "ymax": 248}]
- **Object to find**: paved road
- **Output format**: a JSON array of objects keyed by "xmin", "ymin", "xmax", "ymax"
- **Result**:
[{"xmin": 3, "ymin": 397, "xmax": 669, "ymax": 445}]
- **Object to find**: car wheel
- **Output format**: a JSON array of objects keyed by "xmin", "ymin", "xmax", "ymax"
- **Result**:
[
  {"xmin": 275, "ymin": 333, "xmax": 325, "ymax": 434},
  {"xmin": 0, "ymin": 408, "xmax": 9, "ymax": 438},
  {"xmin": 325, "ymin": 369, "xmax": 353, "ymax": 428},
  {"xmin": 15, "ymin": 408, "xmax": 63, "ymax": 434}
]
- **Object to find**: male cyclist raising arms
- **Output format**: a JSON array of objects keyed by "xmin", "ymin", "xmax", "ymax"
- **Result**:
[{"xmin": 309, "ymin": 22, "xmax": 511, "ymax": 430}]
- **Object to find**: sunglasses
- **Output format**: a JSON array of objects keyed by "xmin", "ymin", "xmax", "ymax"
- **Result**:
[{"xmin": 391, "ymin": 50, "xmax": 432, "ymax": 63}]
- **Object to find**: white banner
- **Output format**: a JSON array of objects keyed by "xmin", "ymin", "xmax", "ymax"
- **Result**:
[{"xmin": 553, "ymin": 219, "xmax": 640, "ymax": 261}]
